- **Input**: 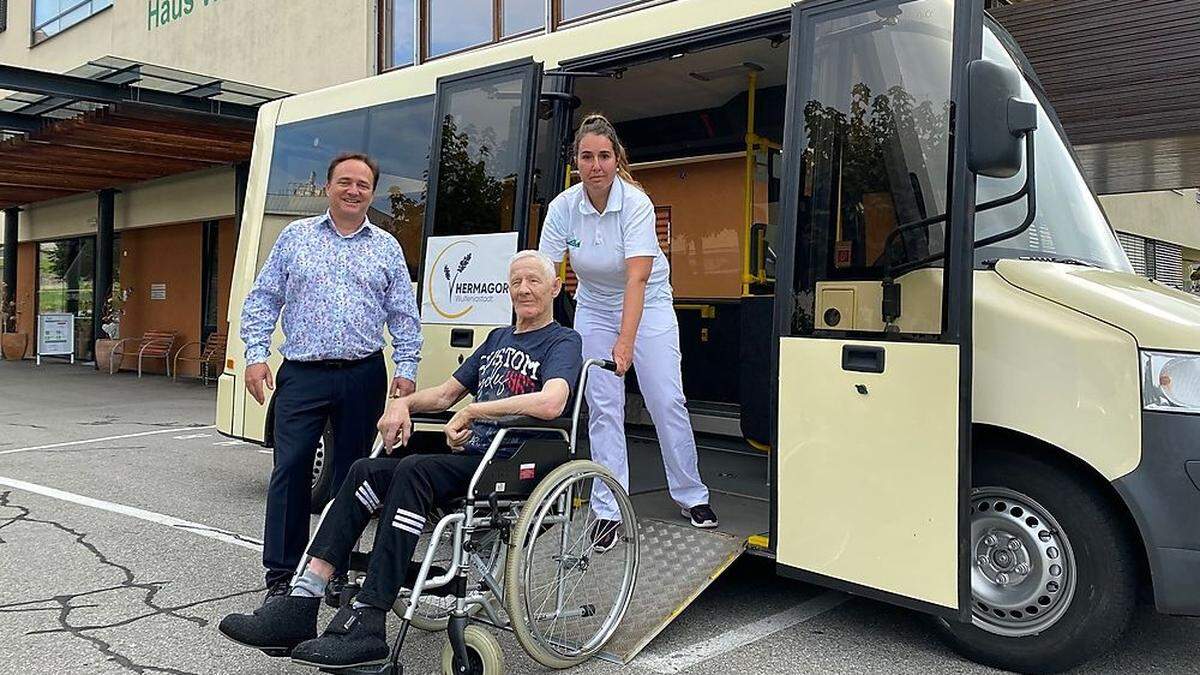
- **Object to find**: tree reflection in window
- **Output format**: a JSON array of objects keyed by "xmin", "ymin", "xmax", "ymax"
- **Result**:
[
  {"xmin": 431, "ymin": 115, "xmax": 515, "ymax": 237},
  {"xmin": 802, "ymin": 82, "xmax": 949, "ymax": 279}
]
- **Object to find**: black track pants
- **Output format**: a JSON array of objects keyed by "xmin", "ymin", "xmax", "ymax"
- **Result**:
[{"xmin": 306, "ymin": 452, "xmax": 484, "ymax": 610}]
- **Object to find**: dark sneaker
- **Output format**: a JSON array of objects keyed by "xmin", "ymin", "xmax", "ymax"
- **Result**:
[
  {"xmin": 589, "ymin": 519, "xmax": 622, "ymax": 553},
  {"xmin": 290, "ymin": 604, "xmax": 389, "ymax": 669},
  {"xmin": 218, "ymin": 594, "xmax": 320, "ymax": 657},
  {"xmin": 682, "ymin": 504, "xmax": 719, "ymax": 529}
]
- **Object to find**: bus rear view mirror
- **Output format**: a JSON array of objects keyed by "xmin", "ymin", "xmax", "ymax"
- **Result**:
[{"xmin": 967, "ymin": 59, "xmax": 1037, "ymax": 178}]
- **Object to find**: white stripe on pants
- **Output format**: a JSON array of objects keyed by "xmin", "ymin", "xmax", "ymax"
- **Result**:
[{"xmin": 576, "ymin": 303, "xmax": 709, "ymax": 520}]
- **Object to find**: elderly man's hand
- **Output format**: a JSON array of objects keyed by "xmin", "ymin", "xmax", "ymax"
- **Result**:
[
  {"xmin": 444, "ymin": 407, "xmax": 474, "ymax": 451},
  {"xmin": 377, "ymin": 399, "xmax": 413, "ymax": 453}
]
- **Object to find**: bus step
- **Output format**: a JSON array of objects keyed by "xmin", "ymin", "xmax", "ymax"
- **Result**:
[{"xmin": 598, "ymin": 518, "xmax": 746, "ymax": 664}]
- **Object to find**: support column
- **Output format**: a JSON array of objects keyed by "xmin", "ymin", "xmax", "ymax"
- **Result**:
[
  {"xmin": 93, "ymin": 189, "xmax": 115, "ymax": 353},
  {"xmin": 2, "ymin": 207, "xmax": 16, "ymax": 332}
]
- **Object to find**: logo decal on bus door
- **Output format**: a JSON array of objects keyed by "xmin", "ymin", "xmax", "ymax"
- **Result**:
[{"xmin": 421, "ymin": 232, "xmax": 519, "ymax": 325}]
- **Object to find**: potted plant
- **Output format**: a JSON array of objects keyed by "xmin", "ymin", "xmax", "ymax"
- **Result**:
[
  {"xmin": 95, "ymin": 284, "xmax": 131, "ymax": 372},
  {"xmin": 1, "ymin": 298, "xmax": 27, "ymax": 360}
]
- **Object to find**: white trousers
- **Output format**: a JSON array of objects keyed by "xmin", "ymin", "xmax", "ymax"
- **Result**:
[{"xmin": 576, "ymin": 303, "xmax": 709, "ymax": 520}]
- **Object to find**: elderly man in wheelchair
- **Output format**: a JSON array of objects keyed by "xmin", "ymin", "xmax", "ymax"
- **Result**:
[{"xmin": 220, "ymin": 250, "xmax": 639, "ymax": 674}]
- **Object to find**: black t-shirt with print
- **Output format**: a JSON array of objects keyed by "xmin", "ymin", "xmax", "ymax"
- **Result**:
[{"xmin": 452, "ymin": 321, "xmax": 583, "ymax": 457}]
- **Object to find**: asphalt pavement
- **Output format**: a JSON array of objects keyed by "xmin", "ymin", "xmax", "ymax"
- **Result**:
[{"xmin": 0, "ymin": 359, "xmax": 1196, "ymax": 674}]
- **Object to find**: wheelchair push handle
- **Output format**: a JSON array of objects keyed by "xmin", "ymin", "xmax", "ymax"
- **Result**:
[{"xmin": 597, "ymin": 359, "xmax": 618, "ymax": 372}]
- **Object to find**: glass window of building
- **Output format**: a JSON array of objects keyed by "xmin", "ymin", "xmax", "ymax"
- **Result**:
[
  {"xmin": 381, "ymin": 0, "xmax": 416, "ymax": 70},
  {"xmin": 503, "ymin": 0, "xmax": 543, "ymax": 36},
  {"xmin": 427, "ymin": 0, "xmax": 494, "ymax": 58},
  {"xmin": 32, "ymin": 0, "xmax": 112, "ymax": 44},
  {"xmin": 264, "ymin": 96, "xmax": 435, "ymax": 278},
  {"xmin": 559, "ymin": 0, "xmax": 643, "ymax": 23}
]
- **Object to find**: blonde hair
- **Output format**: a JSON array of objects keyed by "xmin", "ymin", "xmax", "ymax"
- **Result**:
[{"xmin": 573, "ymin": 112, "xmax": 643, "ymax": 192}]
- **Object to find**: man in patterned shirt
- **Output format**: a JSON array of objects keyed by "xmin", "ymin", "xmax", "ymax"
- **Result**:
[{"xmin": 240, "ymin": 152, "xmax": 422, "ymax": 604}]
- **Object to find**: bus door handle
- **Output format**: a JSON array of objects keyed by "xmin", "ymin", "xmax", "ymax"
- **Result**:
[
  {"xmin": 842, "ymin": 345, "xmax": 885, "ymax": 374},
  {"xmin": 450, "ymin": 329, "xmax": 474, "ymax": 348}
]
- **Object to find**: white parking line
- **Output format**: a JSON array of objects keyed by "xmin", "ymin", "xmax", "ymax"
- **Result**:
[
  {"xmin": 0, "ymin": 425, "xmax": 217, "ymax": 456},
  {"xmin": 173, "ymin": 433, "xmax": 212, "ymax": 440},
  {"xmin": 0, "ymin": 475, "xmax": 263, "ymax": 552},
  {"xmin": 634, "ymin": 591, "xmax": 850, "ymax": 674}
]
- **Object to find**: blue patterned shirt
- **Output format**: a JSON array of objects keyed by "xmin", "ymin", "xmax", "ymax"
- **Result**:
[{"xmin": 240, "ymin": 212, "xmax": 422, "ymax": 381}]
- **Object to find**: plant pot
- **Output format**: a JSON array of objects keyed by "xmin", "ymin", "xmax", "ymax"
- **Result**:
[
  {"xmin": 95, "ymin": 338, "xmax": 122, "ymax": 372},
  {"xmin": 1, "ymin": 332, "xmax": 28, "ymax": 360}
]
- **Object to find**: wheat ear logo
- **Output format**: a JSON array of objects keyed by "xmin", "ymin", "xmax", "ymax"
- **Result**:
[
  {"xmin": 427, "ymin": 241, "xmax": 479, "ymax": 320},
  {"xmin": 444, "ymin": 253, "xmax": 472, "ymax": 303}
]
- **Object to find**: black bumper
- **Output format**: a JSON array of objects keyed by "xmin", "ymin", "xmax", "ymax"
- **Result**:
[{"xmin": 1112, "ymin": 411, "xmax": 1200, "ymax": 616}]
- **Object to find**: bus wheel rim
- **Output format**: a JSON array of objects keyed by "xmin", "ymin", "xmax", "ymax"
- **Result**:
[
  {"xmin": 311, "ymin": 437, "xmax": 325, "ymax": 487},
  {"xmin": 969, "ymin": 487, "xmax": 1077, "ymax": 637}
]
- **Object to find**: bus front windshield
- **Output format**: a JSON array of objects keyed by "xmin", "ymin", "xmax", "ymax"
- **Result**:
[{"xmin": 974, "ymin": 25, "xmax": 1132, "ymax": 273}]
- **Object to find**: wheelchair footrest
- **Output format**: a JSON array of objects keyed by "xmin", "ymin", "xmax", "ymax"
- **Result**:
[{"xmin": 318, "ymin": 664, "xmax": 398, "ymax": 675}]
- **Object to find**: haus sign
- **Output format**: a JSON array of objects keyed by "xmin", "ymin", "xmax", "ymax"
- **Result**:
[{"xmin": 147, "ymin": 0, "xmax": 227, "ymax": 31}]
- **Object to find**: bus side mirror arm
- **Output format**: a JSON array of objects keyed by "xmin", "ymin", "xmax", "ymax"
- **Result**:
[{"xmin": 880, "ymin": 61, "xmax": 1040, "ymax": 327}]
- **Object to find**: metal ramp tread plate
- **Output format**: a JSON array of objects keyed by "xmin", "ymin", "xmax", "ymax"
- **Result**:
[{"xmin": 598, "ymin": 517, "xmax": 746, "ymax": 664}]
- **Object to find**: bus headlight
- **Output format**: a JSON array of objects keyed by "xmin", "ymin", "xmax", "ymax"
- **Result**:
[{"xmin": 1142, "ymin": 351, "xmax": 1200, "ymax": 414}]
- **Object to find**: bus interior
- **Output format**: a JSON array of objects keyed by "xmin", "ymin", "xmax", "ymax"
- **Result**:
[{"xmin": 548, "ymin": 33, "xmax": 793, "ymax": 544}]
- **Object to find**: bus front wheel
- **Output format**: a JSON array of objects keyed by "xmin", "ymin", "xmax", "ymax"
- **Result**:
[{"xmin": 936, "ymin": 449, "xmax": 1138, "ymax": 674}]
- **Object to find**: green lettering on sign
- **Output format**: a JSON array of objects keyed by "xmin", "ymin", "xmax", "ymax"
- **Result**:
[{"xmin": 149, "ymin": 0, "xmax": 226, "ymax": 31}]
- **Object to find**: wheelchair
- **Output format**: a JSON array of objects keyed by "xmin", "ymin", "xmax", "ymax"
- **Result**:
[{"xmin": 300, "ymin": 358, "xmax": 640, "ymax": 675}]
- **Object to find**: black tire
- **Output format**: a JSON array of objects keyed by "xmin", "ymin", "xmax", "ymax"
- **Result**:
[
  {"xmin": 309, "ymin": 422, "xmax": 335, "ymax": 513},
  {"xmin": 936, "ymin": 449, "xmax": 1138, "ymax": 674}
]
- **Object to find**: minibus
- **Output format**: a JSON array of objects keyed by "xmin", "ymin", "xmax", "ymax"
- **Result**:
[{"xmin": 216, "ymin": 1, "xmax": 1200, "ymax": 671}]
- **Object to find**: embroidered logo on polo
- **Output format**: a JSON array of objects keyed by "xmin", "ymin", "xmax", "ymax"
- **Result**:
[
  {"xmin": 392, "ymin": 508, "xmax": 426, "ymax": 536},
  {"xmin": 567, "ymin": 236, "xmax": 582, "ymax": 248}
]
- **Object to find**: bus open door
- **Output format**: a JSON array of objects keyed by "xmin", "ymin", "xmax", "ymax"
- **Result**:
[{"xmin": 772, "ymin": 0, "xmax": 1031, "ymax": 622}]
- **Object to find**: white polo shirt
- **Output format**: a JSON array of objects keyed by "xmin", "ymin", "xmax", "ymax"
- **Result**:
[{"xmin": 538, "ymin": 178, "xmax": 673, "ymax": 311}]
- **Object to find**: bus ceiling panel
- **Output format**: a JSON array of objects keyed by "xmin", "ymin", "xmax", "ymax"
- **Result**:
[{"xmin": 573, "ymin": 36, "xmax": 790, "ymax": 125}]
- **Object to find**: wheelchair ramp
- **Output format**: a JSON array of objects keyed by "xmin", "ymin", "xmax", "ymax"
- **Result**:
[{"xmin": 598, "ymin": 518, "xmax": 746, "ymax": 664}]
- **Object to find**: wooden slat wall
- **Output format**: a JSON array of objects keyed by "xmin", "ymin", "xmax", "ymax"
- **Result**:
[
  {"xmin": 991, "ymin": 0, "xmax": 1200, "ymax": 193},
  {"xmin": 992, "ymin": 0, "xmax": 1200, "ymax": 146}
]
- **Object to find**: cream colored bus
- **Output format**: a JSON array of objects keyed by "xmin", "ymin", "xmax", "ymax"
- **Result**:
[{"xmin": 217, "ymin": 0, "xmax": 1200, "ymax": 671}]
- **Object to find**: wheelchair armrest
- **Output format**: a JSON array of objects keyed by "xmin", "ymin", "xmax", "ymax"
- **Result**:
[{"xmin": 491, "ymin": 415, "xmax": 572, "ymax": 431}]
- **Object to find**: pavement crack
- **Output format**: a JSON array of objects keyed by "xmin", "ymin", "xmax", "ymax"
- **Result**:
[
  {"xmin": 0, "ymin": 491, "xmax": 211, "ymax": 675},
  {"xmin": 3, "ymin": 422, "xmax": 47, "ymax": 429}
]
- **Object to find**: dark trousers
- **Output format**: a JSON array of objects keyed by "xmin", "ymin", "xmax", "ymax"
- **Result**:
[
  {"xmin": 307, "ymin": 453, "xmax": 484, "ymax": 610},
  {"xmin": 263, "ymin": 352, "xmax": 387, "ymax": 586}
]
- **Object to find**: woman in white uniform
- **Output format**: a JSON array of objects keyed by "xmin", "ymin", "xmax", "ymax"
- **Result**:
[{"xmin": 539, "ymin": 113, "xmax": 717, "ymax": 541}]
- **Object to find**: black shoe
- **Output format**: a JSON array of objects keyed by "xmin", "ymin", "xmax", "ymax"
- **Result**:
[
  {"xmin": 325, "ymin": 573, "xmax": 358, "ymax": 609},
  {"xmin": 682, "ymin": 504, "xmax": 719, "ymax": 529},
  {"xmin": 589, "ymin": 518, "xmax": 622, "ymax": 553},
  {"xmin": 218, "ymin": 594, "xmax": 320, "ymax": 657},
  {"xmin": 290, "ymin": 604, "xmax": 390, "ymax": 669}
]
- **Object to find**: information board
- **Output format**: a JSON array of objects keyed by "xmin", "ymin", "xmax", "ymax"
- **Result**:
[{"xmin": 37, "ymin": 313, "xmax": 75, "ymax": 365}]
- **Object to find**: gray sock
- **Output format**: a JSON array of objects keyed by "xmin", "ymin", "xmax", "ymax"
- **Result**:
[{"xmin": 289, "ymin": 569, "xmax": 328, "ymax": 598}]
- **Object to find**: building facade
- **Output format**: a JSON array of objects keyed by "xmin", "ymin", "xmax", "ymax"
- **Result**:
[{"xmin": 0, "ymin": 0, "xmax": 1196, "ymax": 372}]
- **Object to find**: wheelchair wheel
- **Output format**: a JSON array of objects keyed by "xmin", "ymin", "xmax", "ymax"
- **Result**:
[
  {"xmin": 504, "ymin": 460, "xmax": 639, "ymax": 669},
  {"xmin": 440, "ymin": 624, "xmax": 504, "ymax": 675},
  {"xmin": 396, "ymin": 525, "xmax": 505, "ymax": 631}
]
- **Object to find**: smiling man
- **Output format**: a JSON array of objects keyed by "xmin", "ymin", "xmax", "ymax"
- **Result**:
[
  {"xmin": 239, "ymin": 152, "xmax": 423, "ymax": 605},
  {"xmin": 220, "ymin": 251, "xmax": 582, "ymax": 670}
]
